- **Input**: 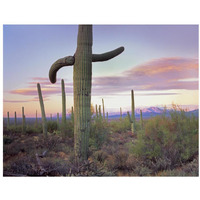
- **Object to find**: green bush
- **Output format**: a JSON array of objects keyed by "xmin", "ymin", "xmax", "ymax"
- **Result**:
[
  {"xmin": 90, "ymin": 117, "xmax": 110, "ymax": 149},
  {"xmin": 131, "ymin": 106, "xmax": 198, "ymax": 170},
  {"xmin": 47, "ymin": 121, "xmax": 58, "ymax": 133},
  {"xmin": 110, "ymin": 117, "xmax": 130, "ymax": 133}
]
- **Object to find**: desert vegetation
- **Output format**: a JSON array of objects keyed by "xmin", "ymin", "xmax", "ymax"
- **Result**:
[{"xmin": 3, "ymin": 103, "xmax": 198, "ymax": 176}]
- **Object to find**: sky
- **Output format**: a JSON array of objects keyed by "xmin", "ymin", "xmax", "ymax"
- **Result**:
[{"xmin": 3, "ymin": 25, "xmax": 199, "ymax": 118}]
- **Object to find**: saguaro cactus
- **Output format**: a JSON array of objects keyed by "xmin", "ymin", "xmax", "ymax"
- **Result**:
[
  {"xmin": 120, "ymin": 107, "xmax": 122, "ymax": 120},
  {"xmin": 37, "ymin": 83, "xmax": 47, "ymax": 136},
  {"xmin": 49, "ymin": 25, "xmax": 124, "ymax": 163},
  {"xmin": 7, "ymin": 112, "xmax": 10, "ymax": 129},
  {"xmin": 99, "ymin": 105, "xmax": 102, "ymax": 119},
  {"xmin": 102, "ymin": 99, "xmax": 105, "ymax": 120},
  {"xmin": 127, "ymin": 90, "xmax": 136, "ymax": 134},
  {"xmin": 95, "ymin": 104, "xmax": 98, "ymax": 118},
  {"xmin": 61, "ymin": 79, "xmax": 67, "ymax": 135},
  {"xmin": 57, "ymin": 113, "xmax": 60, "ymax": 130}
]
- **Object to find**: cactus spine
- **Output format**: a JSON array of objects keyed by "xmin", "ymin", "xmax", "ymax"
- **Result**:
[
  {"xmin": 37, "ymin": 83, "xmax": 47, "ymax": 136},
  {"xmin": 102, "ymin": 99, "xmax": 105, "ymax": 120},
  {"xmin": 61, "ymin": 79, "xmax": 67, "ymax": 136},
  {"xmin": 7, "ymin": 112, "xmax": 10, "ymax": 128},
  {"xmin": 49, "ymin": 25, "xmax": 124, "ymax": 163}
]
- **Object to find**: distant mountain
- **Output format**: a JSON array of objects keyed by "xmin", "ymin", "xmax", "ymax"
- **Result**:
[{"xmin": 107, "ymin": 106, "xmax": 199, "ymax": 119}]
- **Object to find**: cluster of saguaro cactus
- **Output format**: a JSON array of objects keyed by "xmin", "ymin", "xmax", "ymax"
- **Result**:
[
  {"xmin": 127, "ymin": 90, "xmax": 136, "ymax": 134},
  {"xmin": 49, "ymin": 25, "xmax": 124, "ymax": 163},
  {"xmin": 37, "ymin": 83, "xmax": 47, "ymax": 136}
]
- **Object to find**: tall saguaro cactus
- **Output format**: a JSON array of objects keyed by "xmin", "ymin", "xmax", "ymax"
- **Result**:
[
  {"xmin": 37, "ymin": 83, "xmax": 47, "ymax": 137},
  {"xmin": 49, "ymin": 25, "xmax": 124, "ymax": 163}
]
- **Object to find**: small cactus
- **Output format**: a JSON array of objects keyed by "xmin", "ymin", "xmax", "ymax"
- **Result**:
[
  {"xmin": 37, "ymin": 83, "xmax": 47, "ymax": 136},
  {"xmin": 106, "ymin": 112, "xmax": 108, "ymax": 122},
  {"xmin": 7, "ymin": 112, "xmax": 10, "ymax": 129},
  {"xmin": 95, "ymin": 104, "xmax": 98, "ymax": 118},
  {"xmin": 57, "ymin": 113, "xmax": 60, "ymax": 130},
  {"xmin": 127, "ymin": 90, "xmax": 136, "ymax": 134},
  {"xmin": 120, "ymin": 107, "xmax": 122, "ymax": 120},
  {"xmin": 99, "ymin": 105, "xmax": 102, "ymax": 119},
  {"xmin": 102, "ymin": 99, "xmax": 105, "ymax": 120}
]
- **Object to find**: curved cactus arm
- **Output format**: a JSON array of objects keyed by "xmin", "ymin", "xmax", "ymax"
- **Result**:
[
  {"xmin": 49, "ymin": 56, "xmax": 75, "ymax": 83},
  {"xmin": 92, "ymin": 46, "xmax": 124, "ymax": 62}
]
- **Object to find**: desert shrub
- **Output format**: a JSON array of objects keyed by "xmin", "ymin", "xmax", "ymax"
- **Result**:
[
  {"xmin": 3, "ymin": 135, "xmax": 14, "ymax": 145},
  {"xmin": 131, "ymin": 107, "xmax": 198, "ymax": 171},
  {"xmin": 110, "ymin": 117, "xmax": 130, "ymax": 133},
  {"xmin": 157, "ymin": 158, "xmax": 198, "ymax": 176},
  {"xmin": 92, "ymin": 150, "xmax": 108, "ymax": 164},
  {"xmin": 90, "ymin": 117, "xmax": 110, "ymax": 149},
  {"xmin": 4, "ymin": 142, "xmax": 22, "ymax": 156},
  {"xmin": 4, "ymin": 156, "xmax": 36, "ymax": 176},
  {"xmin": 47, "ymin": 121, "xmax": 58, "ymax": 133},
  {"xmin": 133, "ymin": 165, "xmax": 153, "ymax": 176}
]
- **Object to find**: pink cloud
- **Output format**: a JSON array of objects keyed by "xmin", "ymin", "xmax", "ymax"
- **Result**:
[{"xmin": 92, "ymin": 57, "xmax": 198, "ymax": 95}]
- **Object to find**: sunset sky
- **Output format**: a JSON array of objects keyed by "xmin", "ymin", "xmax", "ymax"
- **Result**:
[{"xmin": 3, "ymin": 25, "xmax": 199, "ymax": 118}]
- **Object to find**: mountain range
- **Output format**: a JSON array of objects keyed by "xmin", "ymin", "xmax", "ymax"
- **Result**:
[{"xmin": 107, "ymin": 106, "xmax": 199, "ymax": 119}]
